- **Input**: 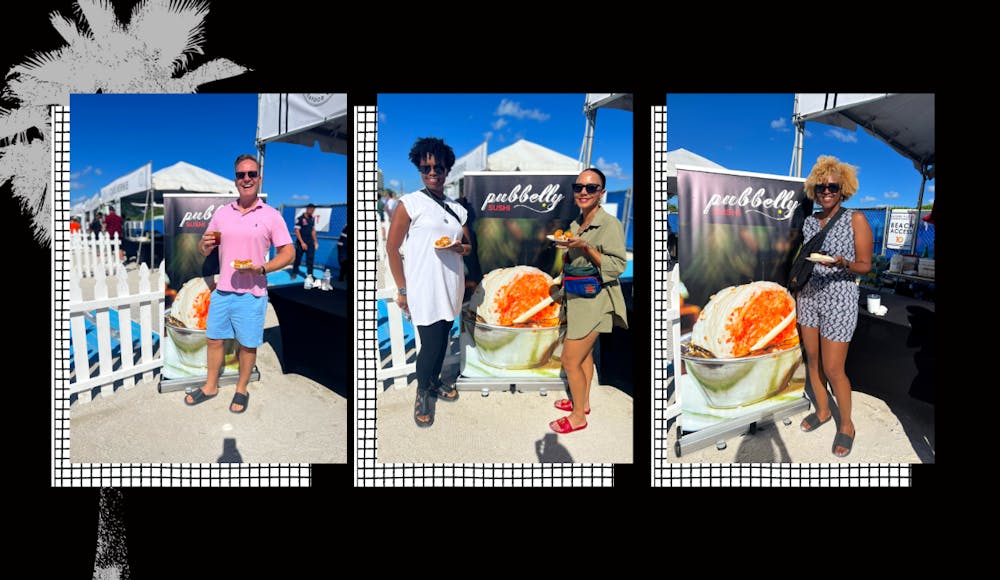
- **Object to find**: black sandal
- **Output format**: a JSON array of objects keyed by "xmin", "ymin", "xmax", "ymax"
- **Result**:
[
  {"xmin": 832, "ymin": 430, "xmax": 855, "ymax": 458},
  {"xmin": 414, "ymin": 389, "xmax": 434, "ymax": 428},
  {"xmin": 800, "ymin": 412, "xmax": 831, "ymax": 432},
  {"xmin": 184, "ymin": 387, "xmax": 217, "ymax": 406},
  {"xmin": 434, "ymin": 382, "xmax": 459, "ymax": 402},
  {"xmin": 230, "ymin": 391, "xmax": 249, "ymax": 414}
]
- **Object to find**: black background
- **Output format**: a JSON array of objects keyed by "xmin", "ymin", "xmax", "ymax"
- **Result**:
[{"xmin": 5, "ymin": 2, "xmax": 945, "ymax": 575}]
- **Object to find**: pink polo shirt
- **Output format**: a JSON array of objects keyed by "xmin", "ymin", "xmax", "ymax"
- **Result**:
[{"xmin": 206, "ymin": 198, "xmax": 293, "ymax": 297}]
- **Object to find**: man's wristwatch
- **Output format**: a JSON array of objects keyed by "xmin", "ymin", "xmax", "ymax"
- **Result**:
[
  {"xmin": 398, "ymin": 287, "xmax": 407, "ymax": 296},
  {"xmin": 260, "ymin": 265, "xmax": 266, "ymax": 275}
]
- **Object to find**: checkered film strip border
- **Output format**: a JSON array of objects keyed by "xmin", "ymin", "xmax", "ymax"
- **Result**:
[
  {"xmin": 51, "ymin": 105, "xmax": 309, "ymax": 487},
  {"xmin": 650, "ymin": 106, "xmax": 670, "ymax": 485},
  {"xmin": 354, "ymin": 105, "xmax": 378, "ymax": 483},
  {"xmin": 657, "ymin": 464, "xmax": 911, "ymax": 487},
  {"xmin": 650, "ymin": 104, "xmax": 910, "ymax": 487},
  {"xmin": 53, "ymin": 105, "xmax": 71, "ymax": 481},
  {"xmin": 353, "ymin": 104, "xmax": 612, "ymax": 487}
]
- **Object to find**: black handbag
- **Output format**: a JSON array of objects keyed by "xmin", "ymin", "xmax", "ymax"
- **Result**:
[{"xmin": 788, "ymin": 207, "xmax": 847, "ymax": 292}]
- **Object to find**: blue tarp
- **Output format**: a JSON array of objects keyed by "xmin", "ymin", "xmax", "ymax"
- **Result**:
[{"xmin": 69, "ymin": 310, "xmax": 161, "ymax": 374}]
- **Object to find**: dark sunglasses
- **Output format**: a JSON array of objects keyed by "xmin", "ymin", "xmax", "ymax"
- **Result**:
[
  {"xmin": 418, "ymin": 164, "xmax": 447, "ymax": 175},
  {"xmin": 572, "ymin": 183, "xmax": 602, "ymax": 194},
  {"xmin": 814, "ymin": 183, "xmax": 840, "ymax": 194},
  {"xmin": 235, "ymin": 171, "xmax": 259, "ymax": 180}
]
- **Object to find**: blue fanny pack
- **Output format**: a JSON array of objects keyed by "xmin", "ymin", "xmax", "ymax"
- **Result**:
[{"xmin": 563, "ymin": 264, "xmax": 601, "ymax": 297}]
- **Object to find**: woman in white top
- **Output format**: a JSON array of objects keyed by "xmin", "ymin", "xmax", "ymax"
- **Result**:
[{"xmin": 386, "ymin": 137, "xmax": 472, "ymax": 428}]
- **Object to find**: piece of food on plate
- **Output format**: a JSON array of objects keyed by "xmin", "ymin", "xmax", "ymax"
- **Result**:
[
  {"xmin": 690, "ymin": 281, "xmax": 798, "ymax": 358},
  {"xmin": 809, "ymin": 252, "xmax": 833, "ymax": 261},
  {"xmin": 474, "ymin": 266, "xmax": 560, "ymax": 327},
  {"xmin": 434, "ymin": 236, "xmax": 452, "ymax": 248},
  {"xmin": 171, "ymin": 277, "xmax": 212, "ymax": 330},
  {"xmin": 552, "ymin": 229, "xmax": 574, "ymax": 242},
  {"xmin": 233, "ymin": 259, "xmax": 254, "ymax": 269}
]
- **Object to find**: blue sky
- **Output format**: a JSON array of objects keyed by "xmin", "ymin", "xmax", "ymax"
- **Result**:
[
  {"xmin": 377, "ymin": 94, "xmax": 633, "ymax": 194},
  {"xmin": 667, "ymin": 94, "xmax": 934, "ymax": 209},
  {"xmin": 70, "ymin": 94, "xmax": 347, "ymax": 209}
]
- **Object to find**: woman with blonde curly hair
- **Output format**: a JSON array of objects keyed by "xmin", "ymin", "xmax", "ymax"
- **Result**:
[{"xmin": 796, "ymin": 155, "xmax": 872, "ymax": 458}]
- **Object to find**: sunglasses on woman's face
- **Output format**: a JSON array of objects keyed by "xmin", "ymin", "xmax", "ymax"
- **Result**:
[
  {"xmin": 235, "ymin": 171, "xmax": 259, "ymax": 180},
  {"xmin": 572, "ymin": 183, "xmax": 602, "ymax": 194},
  {"xmin": 814, "ymin": 183, "xmax": 841, "ymax": 194},
  {"xmin": 418, "ymin": 164, "xmax": 447, "ymax": 175}
]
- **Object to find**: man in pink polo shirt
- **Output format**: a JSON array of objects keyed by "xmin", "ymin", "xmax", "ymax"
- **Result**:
[{"xmin": 184, "ymin": 154, "xmax": 295, "ymax": 413}]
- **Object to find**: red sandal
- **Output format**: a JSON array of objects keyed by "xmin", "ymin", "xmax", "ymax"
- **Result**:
[
  {"xmin": 549, "ymin": 416, "xmax": 587, "ymax": 434},
  {"xmin": 553, "ymin": 399, "xmax": 590, "ymax": 414}
]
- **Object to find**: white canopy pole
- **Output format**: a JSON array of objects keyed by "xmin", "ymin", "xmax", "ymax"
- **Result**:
[
  {"xmin": 790, "ymin": 95, "xmax": 804, "ymax": 178},
  {"xmin": 580, "ymin": 109, "xmax": 597, "ymax": 168}
]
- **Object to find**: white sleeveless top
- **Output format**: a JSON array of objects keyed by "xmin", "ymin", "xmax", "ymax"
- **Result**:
[{"xmin": 400, "ymin": 191, "xmax": 468, "ymax": 326}]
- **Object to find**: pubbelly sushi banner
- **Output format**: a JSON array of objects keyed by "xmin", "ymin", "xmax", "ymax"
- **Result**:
[
  {"xmin": 162, "ymin": 194, "xmax": 242, "ymax": 386},
  {"xmin": 677, "ymin": 166, "xmax": 812, "ymax": 432},
  {"xmin": 460, "ymin": 172, "xmax": 580, "ymax": 379}
]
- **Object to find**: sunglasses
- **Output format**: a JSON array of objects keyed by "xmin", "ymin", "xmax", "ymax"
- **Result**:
[
  {"xmin": 418, "ymin": 164, "xmax": 447, "ymax": 175},
  {"xmin": 235, "ymin": 171, "xmax": 259, "ymax": 180},
  {"xmin": 572, "ymin": 183, "xmax": 603, "ymax": 194},
  {"xmin": 814, "ymin": 183, "xmax": 841, "ymax": 194}
]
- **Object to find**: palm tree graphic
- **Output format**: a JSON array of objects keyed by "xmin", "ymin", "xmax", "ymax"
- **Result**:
[{"xmin": 1, "ymin": 0, "xmax": 249, "ymax": 246}]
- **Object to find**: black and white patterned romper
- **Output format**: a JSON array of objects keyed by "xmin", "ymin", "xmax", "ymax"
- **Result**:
[{"xmin": 796, "ymin": 209, "xmax": 859, "ymax": 342}]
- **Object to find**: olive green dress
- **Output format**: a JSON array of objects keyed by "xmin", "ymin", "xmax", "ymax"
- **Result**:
[{"xmin": 564, "ymin": 207, "xmax": 629, "ymax": 340}]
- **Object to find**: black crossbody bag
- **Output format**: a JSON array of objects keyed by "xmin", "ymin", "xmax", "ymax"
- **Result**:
[{"xmin": 787, "ymin": 207, "xmax": 846, "ymax": 292}]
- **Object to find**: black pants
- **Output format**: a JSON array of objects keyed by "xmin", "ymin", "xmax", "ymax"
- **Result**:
[
  {"xmin": 293, "ymin": 242, "xmax": 315, "ymax": 274},
  {"xmin": 416, "ymin": 319, "xmax": 452, "ymax": 393}
]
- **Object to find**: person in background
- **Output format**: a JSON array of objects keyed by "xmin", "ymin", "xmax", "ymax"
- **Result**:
[
  {"xmin": 292, "ymin": 203, "xmax": 319, "ymax": 278},
  {"xmin": 796, "ymin": 155, "xmax": 872, "ymax": 458},
  {"xmin": 89, "ymin": 212, "xmax": 104, "ymax": 236},
  {"xmin": 69, "ymin": 216, "xmax": 81, "ymax": 234},
  {"xmin": 338, "ymin": 220, "xmax": 351, "ymax": 283},
  {"xmin": 385, "ymin": 191, "xmax": 400, "ymax": 223},
  {"xmin": 103, "ymin": 206, "xmax": 125, "ymax": 261}
]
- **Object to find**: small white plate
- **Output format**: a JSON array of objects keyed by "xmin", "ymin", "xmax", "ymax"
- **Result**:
[
  {"xmin": 546, "ymin": 234, "xmax": 571, "ymax": 243},
  {"xmin": 805, "ymin": 254, "xmax": 835, "ymax": 264},
  {"xmin": 230, "ymin": 260, "xmax": 257, "ymax": 271},
  {"xmin": 433, "ymin": 240, "xmax": 459, "ymax": 250}
]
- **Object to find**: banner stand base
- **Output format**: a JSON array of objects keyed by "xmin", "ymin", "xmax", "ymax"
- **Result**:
[
  {"xmin": 455, "ymin": 376, "xmax": 566, "ymax": 395},
  {"xmin": 159, "ymin": 366, "xmax": 261, "ymax": 394},
  {"xmin": 674, "ymin": 397, "xmax": 810, "ymax": 458}
]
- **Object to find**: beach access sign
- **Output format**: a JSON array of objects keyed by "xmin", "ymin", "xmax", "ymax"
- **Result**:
[
  {"xmin": 676, "ymin": 166, "xmax": 811, "ymax": 433},
  {"xmin": 887, "ymin": 209, "xmax": 916, "ymax": 250}
]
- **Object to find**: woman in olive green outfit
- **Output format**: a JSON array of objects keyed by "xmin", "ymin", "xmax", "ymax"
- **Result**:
[{"xmin": 550, "ymin": 167, "xmax": 629, "ymax": 434}]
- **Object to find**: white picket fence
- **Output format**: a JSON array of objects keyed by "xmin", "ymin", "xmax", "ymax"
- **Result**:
[
  {"xmin": 375, "ymin": 287, "xmax": 421, "ymax": 390},
  {"xmin": 69, "ymin": 231, "xmax": 122, "ymax": 278},
  {"xmin": 68, "ymin": 260, "xmax": 164, "ymax": 403},
  {"xmin": 374, "ymin": 215, "xmax": 422, "ymax": 390}
]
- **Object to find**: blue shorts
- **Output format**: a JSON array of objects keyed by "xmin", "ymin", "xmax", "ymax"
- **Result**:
[{"xmin": 206, "ymin": 290, "xmax": 268, "ymax": 348}]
